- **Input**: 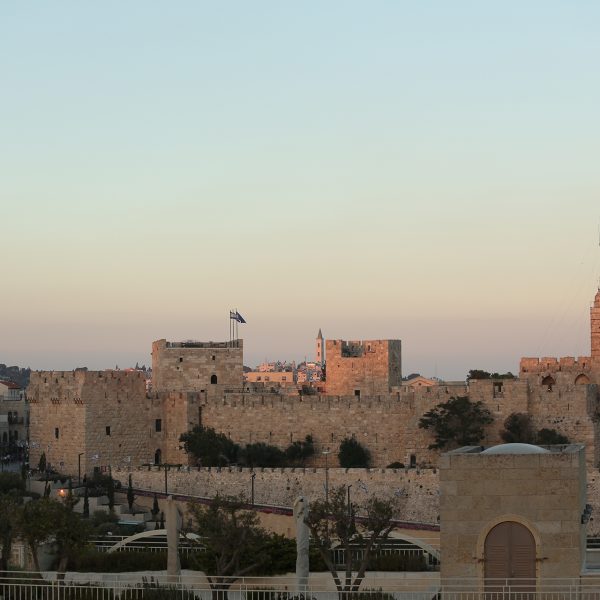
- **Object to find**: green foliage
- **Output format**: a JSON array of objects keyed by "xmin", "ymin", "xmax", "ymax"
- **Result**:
[
  {"xmin": 500, "ymin": 413, "xmax": 536, "ymax": 444},
  {"xmin": 338, "ymin": 437, "xmax": 371, "ymax": 468},
  {"xmin": 38, "ymin": 452, "xmax": 47, "ymax": 474},
  {"xmin": 83, "ymin": 486, "xmax": 89, "ymax": 518},
  {"xmin": 0, "ymin": 491, "xmax": 23, "ymax": 570},
  {"xmin": 0, "ymin": 472, "xmax": 25, "ymax": 495},
  {"xmin": 180, "ymin": 425, "xmax": 239, "ymax": 466},
  {"xmin": 467, "ymin": 369, "xmax": 515, "ymax": 381},
  {"xmin": 187, "ymin": 495, "xmax": 270, "ymax": 583},
  {"xmin": 284, "ymin": 435, "xmax": 315, "ymax": 466},
  {"xmin": 241, "ymin": 442, "xmax": 286, "ymax": 468},
  {"xmin": 305, "ymin": 486, "xmax": 400, "ymax": 594},
  {"xmin": 106, "ymin": 476, "xmax": 115, "ymax": 512},
  {"xmin": 500, "ymin": 413, "xmax": 569, "ymax": 445},
  {"xmin": 419, "ymin": 396, "xmax": 493, "ymax": 450},
  {"xmin": 127, "ymin": 474, "xmax": 135, "ymax": 511},
  {"xmin": 366, "ymin": 553, "xmax": 428, "ymax": 571},
  {"xmin": 69, "ymin": 549, "xmax": 168, "ymax": 572},
  {"xmin": 537, "ymin": 428, "xmax": 569, "ymax": 445},
  {"xmin": 386, "ymin": 462, "xmax": 405, "ymax": 469}
]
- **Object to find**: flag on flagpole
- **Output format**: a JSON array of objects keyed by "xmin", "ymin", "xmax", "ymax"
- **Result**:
[{"xmin": 235, "ymin": 311, "xmax": 246, "ymax": 324}]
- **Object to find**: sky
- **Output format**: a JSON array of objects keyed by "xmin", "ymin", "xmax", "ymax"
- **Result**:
[{"xmin": 1, "ymin": 2, "xmax": 600, "ymax": 379}]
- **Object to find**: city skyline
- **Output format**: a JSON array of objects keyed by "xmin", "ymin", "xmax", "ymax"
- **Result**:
[{"xmin": 2, "ymin": 2, "xmax": 600, "ymax": 378}]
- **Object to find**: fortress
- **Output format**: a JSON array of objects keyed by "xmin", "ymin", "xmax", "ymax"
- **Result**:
[{"xmin": 28, "ymin": 290, "xmax": 600, "ymax": 481}]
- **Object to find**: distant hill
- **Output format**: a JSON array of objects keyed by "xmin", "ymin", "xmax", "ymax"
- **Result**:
[{"xmin": 0, "ymin": 364, "xmax": 31, "ymax": 388}]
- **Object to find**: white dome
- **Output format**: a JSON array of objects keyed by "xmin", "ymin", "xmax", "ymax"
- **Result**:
[{"xmin": 482, "ymin": 443, "xmax": 550, "ymax": 455}]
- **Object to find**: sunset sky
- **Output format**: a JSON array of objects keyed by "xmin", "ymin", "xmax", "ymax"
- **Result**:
[{"xmin": 2, "ymin": 2, "xmax": 600, "ymax": 379}]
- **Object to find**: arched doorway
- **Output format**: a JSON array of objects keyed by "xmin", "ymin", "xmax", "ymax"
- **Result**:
[
  {"xmin": 154, "ymin": 449, "xmax": 162, "ymax": 465},
  {"xmin": 575, "ymin": 373, "xmax": 591, "ymax": 385},
  {"xmin": 541, "ymin": 375, "xmax": 555, "ymax": 392},
  {"xmin": 210, "ymin": 374, "xmax": 218, "ymax": 384},
  {"xmin": 484, "ymin": 521, "xmax": 535, "ymax": 592}
]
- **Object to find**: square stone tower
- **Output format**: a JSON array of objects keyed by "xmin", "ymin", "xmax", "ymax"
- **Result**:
[
  {"xmin": 151, "ymin": 339, "xmax": 243, "ymax": 394},
  {"xmin": 325, "ymin": 339, "xmax": 401, "ymax": 396}
]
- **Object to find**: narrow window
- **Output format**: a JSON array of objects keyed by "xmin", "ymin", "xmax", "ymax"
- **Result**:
[
  {"xmin": 210, "ymin": 374, "xmax": 218, "ymax": 384},
  {"xmin": 106, "ymin": 426, "xmax": 111, "ymax": 436},
  {"xmin": 155, "ymin": 419, "xmax": 162, "ymax": 432},
  {"xmin": 410, "ymin": 454, "xmax": 417, "ymax": 468},
  {"xmin": 55, "ymin": 427, "xmax": 60, "ymax": 439},
  {"xmin": 179, "ymin": 357, "xmax": 183, "ymax": 363},
  {"xmin": 212, "ymin": 355, "xmax": 216, "ymax": 361},
  {"xmin": 354, "ymin": 389, "xmax": 360, "ymax": 397}
]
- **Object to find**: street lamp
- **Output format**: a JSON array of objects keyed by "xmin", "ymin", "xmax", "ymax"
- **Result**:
[
  {"xmin": 322, "ymin": 449, "xmax": 331, "ymax": 504},
  {"xmin": 78, "ymin": 453, "xmax": 84, "ymax": 485},
  {"xmin": 251, "ymin": 472, "xmax": 256, "ymax": 505}
]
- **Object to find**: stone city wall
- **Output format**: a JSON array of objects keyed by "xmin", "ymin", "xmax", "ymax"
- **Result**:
[
  {"xmin": 115, "ymin": 465, "xmax": 440, "ymax": 525},
  {"xmin": 116, "ymin": 463, "xmax": 600, "ymax": 536}
]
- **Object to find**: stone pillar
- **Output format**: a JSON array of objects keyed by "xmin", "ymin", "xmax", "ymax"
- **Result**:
[
  {"xmin": 166, "ymin": 495, "xmax": 182, "ymax": 582},
  {"xmin": 293, "ymin": 496, "xmax": 310, "ymax": 593}
]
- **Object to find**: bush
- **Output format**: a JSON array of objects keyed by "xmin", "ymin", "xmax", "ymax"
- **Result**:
[
  {"xmin": 0, "ymin": 472, "xmax": 25, "ymax": 494},
  {"xmin": 338, "ymin": 438, "xmax": 371, "ymax": 468},
  {"xmin": 537, "ymin": 428, "xmax": 569, "ymax": 445},
  {"xmin": 240, "ymin": 443, "xmax": 286, "ymax": 468},
  {"xmin": 500, "ymin": 413, "xmax": 535, "ymax": 444},
  {"xmin": 386, "ymin": 462, "xmax": 404, "ymax": 469},
  {"xmin": 367, "ymin": 552, "xmax": 428, "ymax": 571},
  {"xmin": 69, "ymin": 549, "xmax": 168, "ymax": 572}
]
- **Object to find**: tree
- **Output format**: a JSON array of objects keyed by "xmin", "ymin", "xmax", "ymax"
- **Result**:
[
  {"xmin": 106, "ymin": 476, "xmax": 115, "ymax": 512},
  {"xmin": 419, "ymin": 396, "xmax": 493, "ymax": 450},
  {"xmin": 467, "ymin": 369, "xmax": 491, "ymax": 380},
  {"xmin": 537, "ymin": 428, "xmax": 569, "ymax": 445},
  {"xmin": 0, "ymin": 492, "xmax": 22, "ymax": 571},
  {"xmin": 180, "ymin": 426, "xmax": 239, "ymax": 467},
  {"xmin": 82, "ymin": 485, "xmax": 90, "ymax": 518},
  {"xmin": 187, "ymin": 495, "xmax": 270, "ymax": 600},
  {"xmin": 500, "ymin": 413, "xmax": 535, "ymax": 444},
  {"xmin": 151, "ymin": 493, "xmax": 160, "ymax": 521},
  {"xmin": 304, "ymin": 486, "xmax": 399, "ymax": 596},
  {"xmin": 127, "ymin": 474, "xmax": 135, "ymax": 512},
  {"xmin": 17, "ymin": 498, "xmax": 88, "ymax": 574},
  {"xmin": 38, "ymin": 451, "xmax": 47, "ymax": 474},
  {"xmin": 240, "ymin": 442, "xmax": 285, "ymax": 468},
  {"xmin": 285, "ymin": 435, "xmax": 315, "ymax": 466},
  {"xmin": 338, "ymin": 437, "xmax": 371, "ymax": 468}
]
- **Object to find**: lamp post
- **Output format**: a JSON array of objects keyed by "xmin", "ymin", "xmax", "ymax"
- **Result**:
[
  {"xmin": 322, "ymin": 449, "xmax": 331, "ymax": 504},
  {"xmin": 251, "ymin": 472, "xmax": 256, "ymax": 505},
  {"xmin": 78, "ymin": 453, "xmax": 84, "ymax": 485},
  {"xmin": 347, "ymin": 484, "xmax": 352, "ymax": 518}
]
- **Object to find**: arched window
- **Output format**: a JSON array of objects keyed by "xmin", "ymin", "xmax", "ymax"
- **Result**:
[
  {"xmin": 154, "ymin": 449, "xmax": 162, "ymax": 465},
  {"xmin": 541, "ymin": 375, "xmax": 555, "ymax": 392},
  {"xmin": 575, "ymin": 373, "xmax": 591, "ymax": 385},
  {"xmin": 210, "ymin": 374, "xmax": 218, "ymax": 385}
]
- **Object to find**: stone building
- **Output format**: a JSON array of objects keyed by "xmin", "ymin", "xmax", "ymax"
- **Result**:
[
  {"xmin": 440, "ymin": 443, "xmax": 587, "ymax": 587},
  {"xmin": 0, "ymin": 379, "xmax": 27, "ymax": 446},
  {"xmin": 151, "ymin": 339, "xmax": 243, "ymax": 394},
  {"xmin": 325, "ymin": 338, "xmax": 402, "ymax": 396}
]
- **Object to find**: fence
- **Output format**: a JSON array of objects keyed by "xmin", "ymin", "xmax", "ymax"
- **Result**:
[{"xmin": 2, "ymin": 572, "xmax": 600, "ymax": 600}]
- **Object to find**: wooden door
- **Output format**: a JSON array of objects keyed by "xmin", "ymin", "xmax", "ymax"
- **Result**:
[{"xmin": 485, "ymin": 521, "xmax": 535, "ymax": 593}]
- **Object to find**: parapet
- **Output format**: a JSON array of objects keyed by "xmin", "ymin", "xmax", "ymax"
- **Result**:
[{"xmin": 520, "ymin": 356, "xmax": 592, "ymax": 374}]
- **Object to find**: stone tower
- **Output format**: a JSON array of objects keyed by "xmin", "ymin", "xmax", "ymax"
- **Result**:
[
  {"xmin": 316, "ymin": 329, "xmax": 324, "ymax": 366},
  {"xmin": 592, "ymin": 289, "xmax": 600, "ymax": 366}
]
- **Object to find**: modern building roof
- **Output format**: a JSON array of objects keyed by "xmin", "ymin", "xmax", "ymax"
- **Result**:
[{"xmin": 482, "ymin": 443, "xmax": 551, "ymax": 455}]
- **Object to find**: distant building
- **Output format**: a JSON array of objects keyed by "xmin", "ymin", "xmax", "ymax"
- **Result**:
[
  {"xmin": 0, "ymin": 379, "xmax": 27, "ymax": 447},
  {"xmin": 403, "ymin": 375, "xmax": 437, "ymax": 388}
]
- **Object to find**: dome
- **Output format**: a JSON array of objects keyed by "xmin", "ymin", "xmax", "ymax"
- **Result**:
[{"xmin": 481, "ymin": 443, "xmax": 550, "ymax": 455}]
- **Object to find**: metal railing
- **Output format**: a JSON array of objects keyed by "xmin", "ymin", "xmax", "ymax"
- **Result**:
[{"xmin": 3, "ymin": 572, "xmax": 600, "ymax": 600}]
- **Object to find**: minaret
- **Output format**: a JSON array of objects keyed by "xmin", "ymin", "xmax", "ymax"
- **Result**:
[
  {"xmin": 316, "ymin": 329, "xmax": 324, "ymax": 366},
  {"xmin": 592, "ymin": 289, "xmax": 600, "ymax": 366}
]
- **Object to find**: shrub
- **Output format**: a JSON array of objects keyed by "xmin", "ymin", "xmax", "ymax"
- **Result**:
[
  {"xmin": 386, "ymin": 462, "xmax": 404, "ymax": 469},
  {"xmin": 338, "ymin": 437, "xmax": 371, "ymax": 468}
]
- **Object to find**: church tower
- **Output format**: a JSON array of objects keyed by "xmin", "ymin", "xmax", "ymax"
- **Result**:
[
  {"xmin": 592, "ymin": 289, "xmax": 600, "ymax": 366},
  {"xmin": 316, "ymin": 329, "xmax": 324, "ymax": 366}
]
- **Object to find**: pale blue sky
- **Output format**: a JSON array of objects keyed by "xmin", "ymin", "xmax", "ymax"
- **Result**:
[{"xmin": 1, "ymin": 2, "xmax": 599, "ymax": 378}]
